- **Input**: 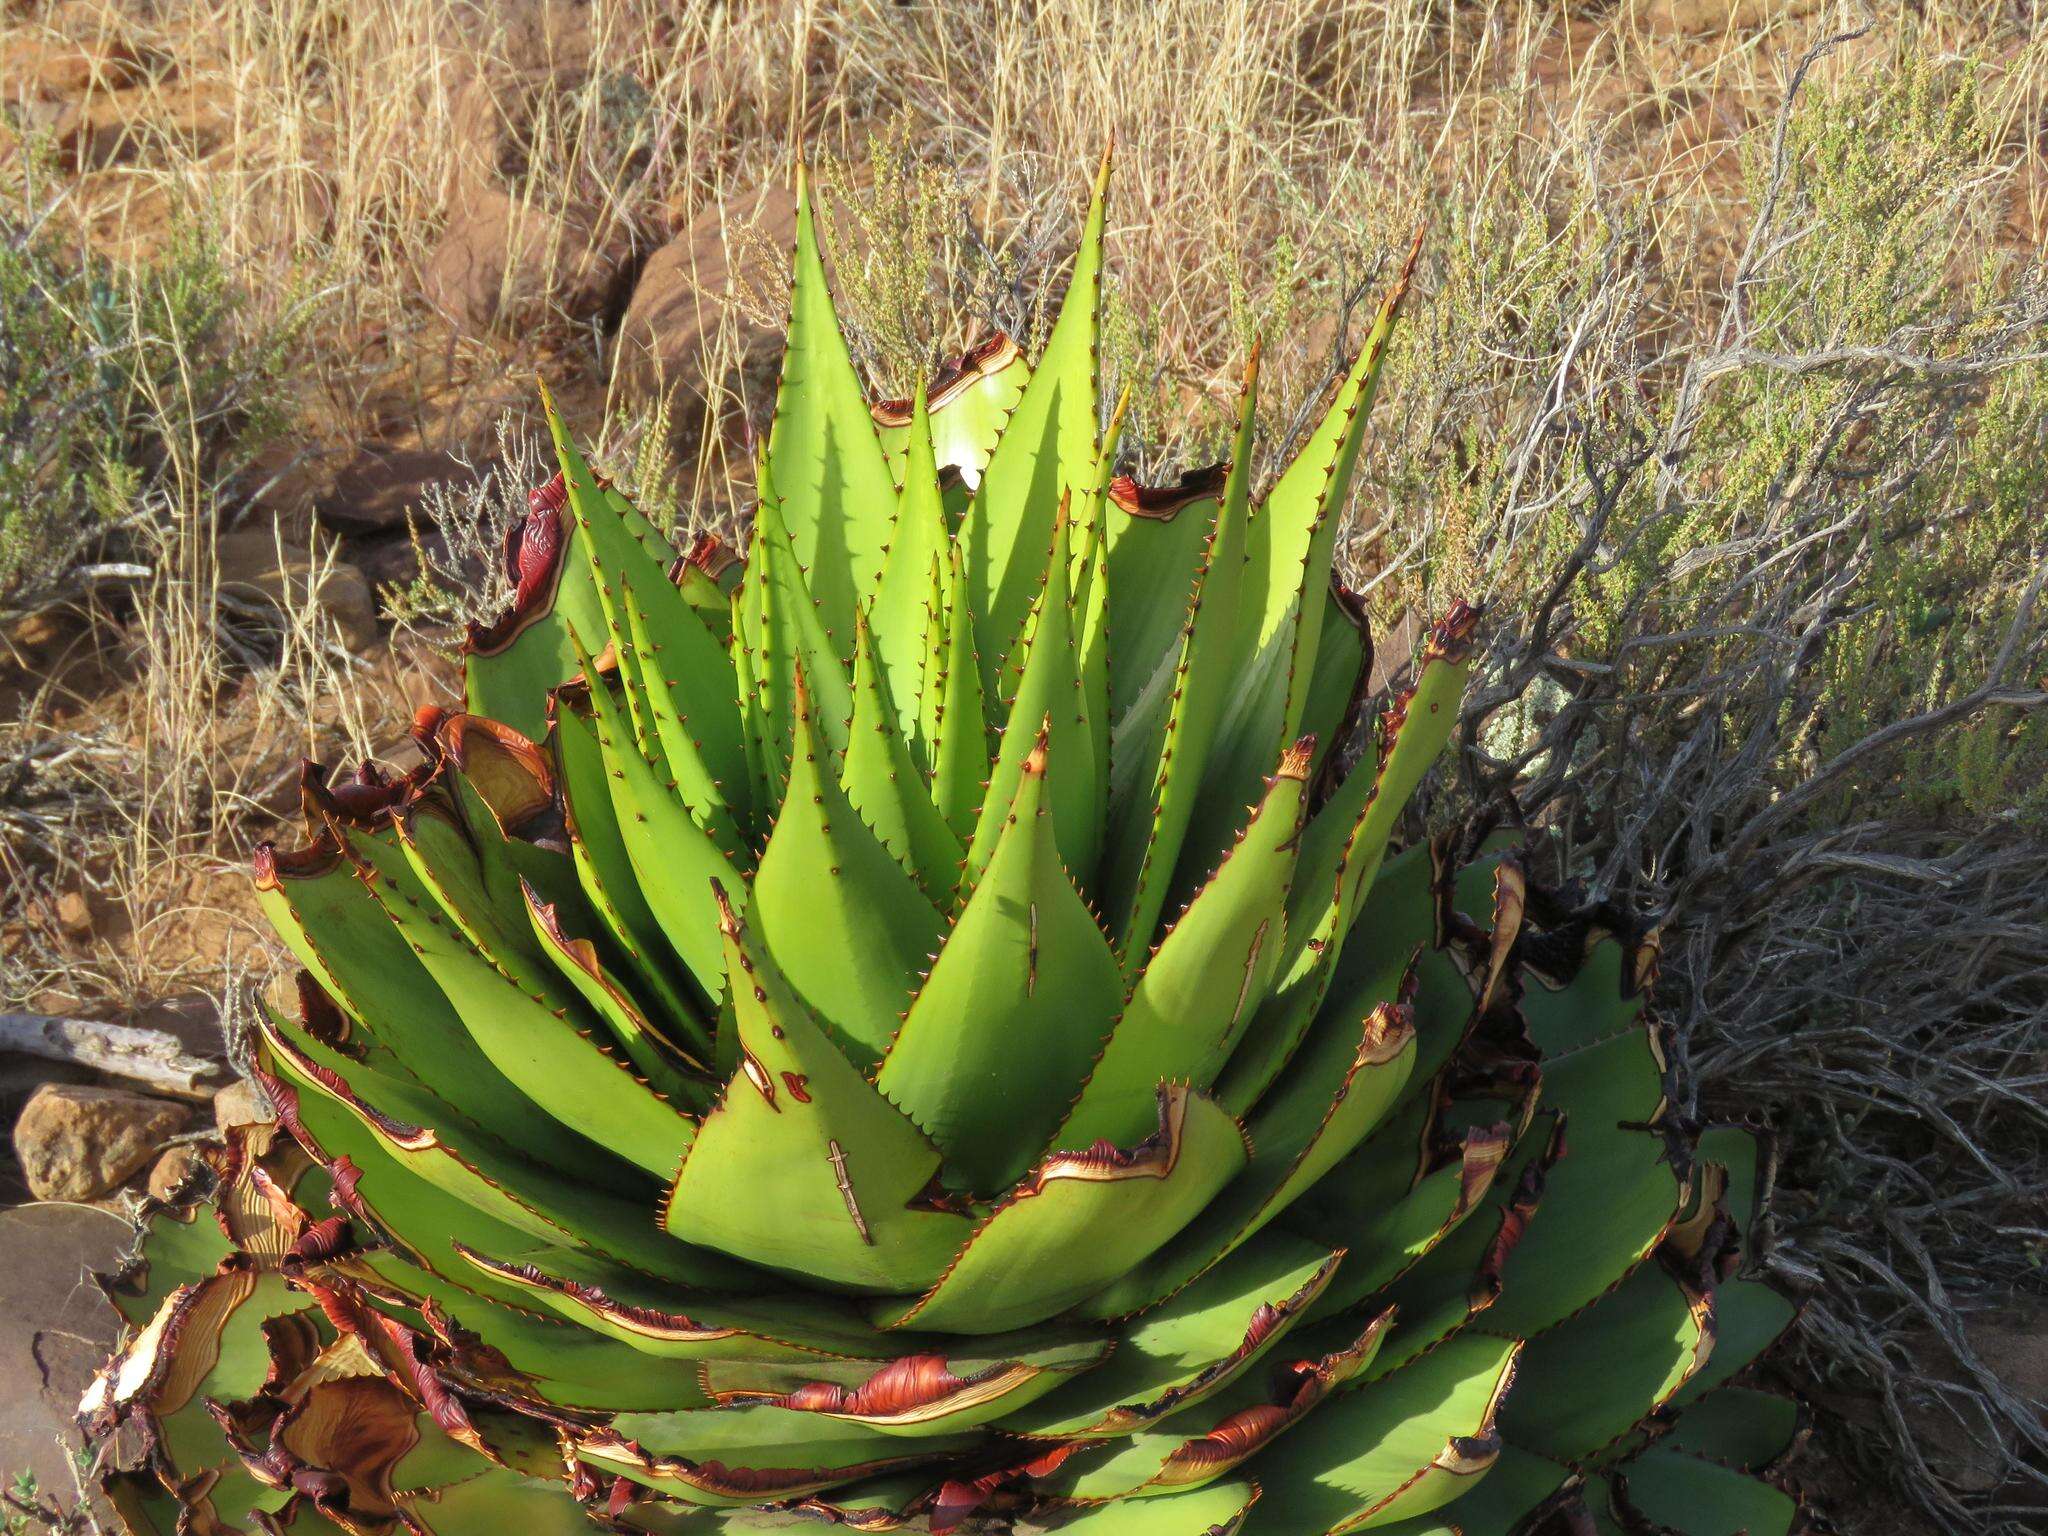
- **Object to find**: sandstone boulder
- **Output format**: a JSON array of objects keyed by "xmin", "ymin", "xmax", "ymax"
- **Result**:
[
  {"xmin": 0, "ymin": 1204, "xmax": 130, "ymax": 1502},
  {"xmin": 611, "ymin": 185, "xmax": 797, "ymax": 407},
  {"xmin": 423, "ymin": 185, "xmax": 634, "ymax": 333},
  {"xmin": 12, "ymin": 1084, "xmax": 190, "ymax": 1201}
]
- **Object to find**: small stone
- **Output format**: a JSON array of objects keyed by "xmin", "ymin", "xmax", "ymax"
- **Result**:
[
  {"xmin": 146, "ymin": 1143, "xmax": 206, "ymax": 1201},
  {"xmin": 215, "ymin": 524, "xmax": 380, "ymax": 652},
  {"xmin": 11, "ymin": 1085, "xmax": 190, "ymax": 1202},
  {"xmin": 54, "ymin": 890, "xmax": 94, "ymax": 937},
  {"xmin": 212, "ymin": 1078, "xmax": 274, "ymax": 1131}
]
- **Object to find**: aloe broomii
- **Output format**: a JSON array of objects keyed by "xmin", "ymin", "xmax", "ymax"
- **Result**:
[{"xmin": 82, "ymin": 154, "xmax": 1806, "ymax": 1536}]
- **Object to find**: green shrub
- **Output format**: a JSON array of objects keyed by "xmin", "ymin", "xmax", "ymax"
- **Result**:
[{"xmin": 0, "ymin": 154, "xmax": 292, "ymax": 616}]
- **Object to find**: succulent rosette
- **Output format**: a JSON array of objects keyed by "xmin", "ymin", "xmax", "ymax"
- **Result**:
[{"xmin": 83, "ymin": 156, "xmax": 1806, "ymax": 1536}]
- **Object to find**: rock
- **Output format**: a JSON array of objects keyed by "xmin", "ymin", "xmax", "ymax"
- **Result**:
[
  {"xmin": 122, "ymin": 993, "xmax": 232, "ymax": 1075},
  {"xmin": 422, "ymin": 185, "xmax": 634, "ymax": 333},
  {"xmin": 146, "ymin": 1142, "xmax": 206, "ymax": 1201},
  {"xmin": 0, "ymin": 1056, "xmax": 98, "ymax": 1192},
  {"xmin": 443, "ymin": 69, "xmax": 510, "ymax": 207},
  {"xmin": 310, "ymin": 445, "xmax": 472, "ymax": 535},
  {"xmin": 42, "ymin": 80, "xmax": 229, "ymax": 173},
  {"xmin": 213, "ymin": 1078, "xmax": 274, "ymax": 1131},
  {"xmin": 216, "ymin": 523, "xmax": 380, "ymax": 651},
  {"xmin": 1635, "ymin": 0, "xmax": 1821, "ymax": 30},
  {"xmin": 55, "ymin": 889, "xmax": 95, "ymax": 937},
  {"xmin": 12, "ymin": 1084, "xmax": 191, "ymax": 1201},
  {"xmin": 0, "ymin": 31, "xmax": 152, "ymax": 99},
  {"xmin": 1971, "ymin": 1312, "xmax": 2048, "ymax": 1409},
  {"xmin": 0, "ymin": 1204, "xmax": 131, "ymax": 1504},
  {"xmin": 351, "ymin": 524, "xmax": 456, "ymax": 593},
  {"xmin": 612, "ymin": 185, "xmax": 798, "ymax": 407},
  {"xmin": 4, "ymin": 606, "xmax": 81, "ymax": 653}
]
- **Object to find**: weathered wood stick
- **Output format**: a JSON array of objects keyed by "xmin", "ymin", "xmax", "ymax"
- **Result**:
[{"xmin": 0, "ymin": 1013, "xmax": 226, "ymax": 1099}]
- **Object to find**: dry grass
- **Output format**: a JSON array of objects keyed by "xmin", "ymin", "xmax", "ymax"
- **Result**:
[{"xmin": 1, "ymin": 1, "xmax": 2044, "ymax": 1531}]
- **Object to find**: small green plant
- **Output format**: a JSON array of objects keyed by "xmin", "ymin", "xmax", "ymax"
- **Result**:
[{"xmin": 0, "ymin": 157, "xmax": 294, "ymax": 618}]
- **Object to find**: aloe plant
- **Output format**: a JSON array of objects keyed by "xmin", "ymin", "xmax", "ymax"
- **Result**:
[{"xmin": 82, "ymin": 157, "xmax": 1806, "ymax": 1536}]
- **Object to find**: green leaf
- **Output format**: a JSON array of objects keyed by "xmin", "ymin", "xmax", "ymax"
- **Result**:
[
  {"xmin": 665, "ymin": 893, "xmax": 973, "ymax": 1293},
  {"xmin": 741, "ymin": 485, "xmax": 857, "ymax": 802},
  {"xmin": 549, "ymin": 696, "xmax": 714, "ymax": 1045},
  {"xmin": 1363, "ymin": 1445, "xmax": 1572, "ymax": 1536},
  {"xmin": 751, "ymin": 667, "xmax": 946, "ymax": 1067},
  {"xmin": 520, "ymin": 878, "xmax": 713, "ymax": 1100},
  {"xmin": 1494, "ymin": 1259, "xmax": 1716, "ymax": 1463},
  {"xmin": 1479, "ymin": 979, "xmax": 1678, "ymax": 1336},
  {"xmin": 960, "ymin": 150, "xmax": 1109, "ymax": 699},
  {"xmin": 450, "ymin": 1240, "xmax": 902, "ymax": 1364},
  {"xmin": 1102, "ymin": 465, "xmax": 1222, "ymax": 733},
  {"xmin": 873, "ymin": 334, "xmax": 1032, "ymax": 489},
  {"xmin": 1297, "ymin": 610, "xmax": 1481, "ymax": 997},
  {"xmin": 577, "ymin": 1401, "xmax": 973, "ymax": 1508},
  {"xmin": 1101, "ymin": 353, "xmax": 1258, "ymax": 958},
  {"xmin": 1291, "ymin": 1112, "xmax": 1514, "ymax": 1321},
  {"xmin": 1238, "ymin": 1332, "xmax": 1520, "ymax": 1535},
  {"xmin": 1077, "ymin": 1002, "xmax": 1416, "ymax": 1320},
  {"xmin": 871, "ymin": 382, "xmax": 953, "ymax": 747},
  {"xmin": 1296, "ymin": 582, "xmax": 1371, "ymax": 780},
  {"xmin": 357, "ymin": 841, "xmax": 701, "ymax": 1182},
  {"xmin": 1656, "ymin": 1388, "xmax": 1803, "ymax": 1472},
  {"xmin": 571, "ymin": 636, "xmax": 747, "ymax": 1012},
  {"xmin": 254, "ymin": 832, "xmax": 605, "ymax": 1178},
  {"xmin": 1669, "ymin": 1278, "xmax": 1798, "ymax": 1411},
  {"xmin": 875, "ymin": 1084, "xmax": 1248, "ymax": 1334},
  {"xmin": 618, "ymin": 572, "xmax": 750, "ymax": 851},
  {"xmin": 1029, "ymin": 1310, "xmax": 1394, "ymax": 1500},
  {"xmin": 1193, "ymin": 250, "xmax": 1416, "ymax": 865},
  {"xmin": 927, "ymin": 539, "xmax": 990, "ymax": 842},
  {"xmin": 1057, "ymin": 739, "xmax": 1308, "ymax": 1150},
  {"xmin": 844, "ymin": 607, "xmax": 965, "ymax": 904},
  {"xmin": 762, "ymin": 171, "xmax": 901, "ymax": 649},
  {"xmin": 341, "ymin": 1246, "xmax": 752, "ymax": 1412},
  {"xmin": 1610, "ymin": 1448, "xmax": 1797, "ymax": 1536},
  {"xmin": 1039, "ymin": 1481, "xmax": 1260, "ymax": 1534},
  {"xmin": 1000, "ymin": 1236, "xmax": 1341, "ymax": 1437},
  {"xmin": 876, "ymin": 737, "xmax": 1124, "ymax": 1195},
  {"xmin": 257, "ymin": 1009, "xmax": 707, "ymax": 1285},
  {"xmin": 965, "ymin": 505, "xmax": 1099, "ymax": 883}
]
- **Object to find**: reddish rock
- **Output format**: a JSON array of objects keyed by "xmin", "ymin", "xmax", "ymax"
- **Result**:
[
  {"xmin": 0, "ymin": 31, "xmax": 152, "ymax": 99},
  {"xmin": 422, "ymin": 185, "xmax": 634, "ymax": 333},
  {"xmin": 311, "ymin": 445, "xmax": 473, "ymax": 535},
  {"xmin": 0, "ymin": 1204, "xmax": 130, "ymax": 1501},
  {"xmin": 611, "ymin": 185, "xmax": 798, "ymax": 407},
  {"xmin": 54, "ymin": 889, "xmax": 95, "ymax": 938},
  {"xmin": 146, "ymin": 1142, "xmax": 206, "ymax": 1201}
]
